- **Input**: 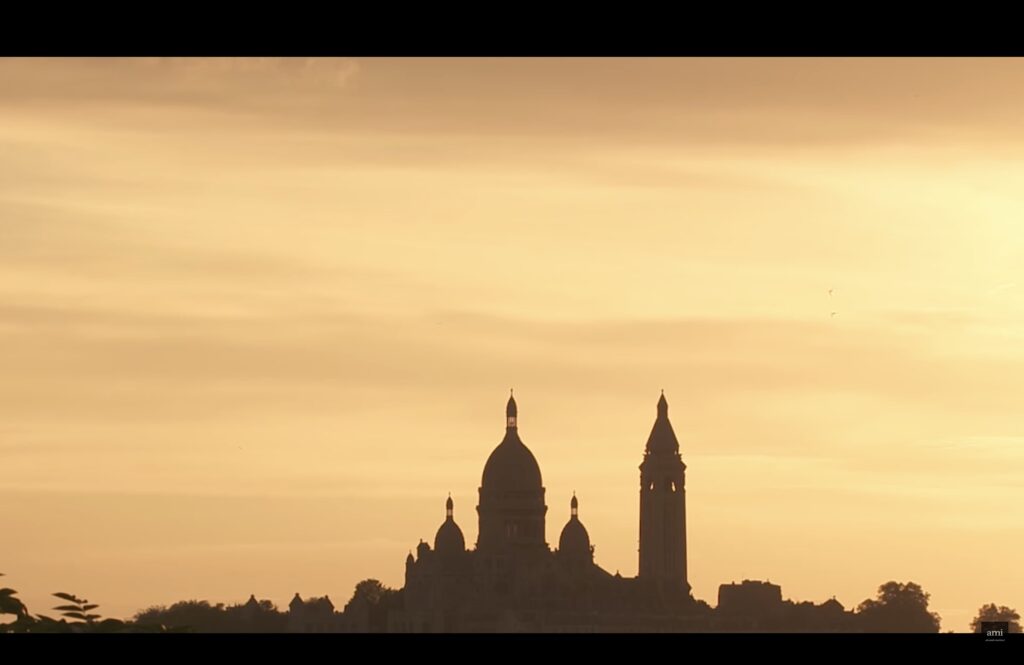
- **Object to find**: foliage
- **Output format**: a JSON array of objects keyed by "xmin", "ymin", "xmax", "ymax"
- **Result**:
[
  {"xmin": 132, "ymin": 598, "xmax": 288, "ymax": 632},
  {"xmin": 0, "ymin": 581, "xmax": 29, "ymax": 619},
  {"xmin": 0, "ymin": 573, "xmax": 159, "ymax": 633},
  {"xmin": 854, "ymin": 581, "xmax": 941, "ymax": 633},
  {"xmin": 343, "ymin": 579, "xmax": 400, "ymax": 610},
  {"xmin": 0, "ymin": 574, "xmax": 32, "ymax": 633},
  {"xmin": 1, "ymin": 571, "xmax": 286, "ymax": 633},
  {"xmin": 343, "ymin": 579, "xmax": 403, "ymax": 632},
  {"xmin": 48, "ymin": 591, "xmax": 106, "ymax": 624},
  {"xmin": 970, "ymin": 604, "xmax": 1021, "ymax": 634}
]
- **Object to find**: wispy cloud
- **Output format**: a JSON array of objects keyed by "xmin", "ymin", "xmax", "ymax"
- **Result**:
[{"xmin": 0, "ymin": 57, "xmax": 360, "ymax": 115}]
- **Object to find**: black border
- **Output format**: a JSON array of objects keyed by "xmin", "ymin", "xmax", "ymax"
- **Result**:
[
  {"xmin": 2, "ymin": 8, "xmax": 1022, "ymax": 56},
  {"xmin": 1, "ymin": 631, "xmax": 1021, "ymax": 660},
  {"xmin": 4, "ymin": 10, "xmax": 1023, "ymax": 661}
]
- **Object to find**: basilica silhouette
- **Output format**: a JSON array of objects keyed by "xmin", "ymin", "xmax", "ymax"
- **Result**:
[
  {"xmin": 283, "ymin": 391, "xmax": 861, "ymax": 632},
  {"xmin": 389, "ymin": 391, "xmax": 705, "ymax": 632}
]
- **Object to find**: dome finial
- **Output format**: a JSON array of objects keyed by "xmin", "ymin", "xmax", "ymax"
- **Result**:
[
  {"xmin": 445, "ymin": 494, "xmax": 454, "ymax": 518},
  {"xmin": 570, "ymin": 492, "xmax": 578, "ymax": 517},
  {"xmin": 506, "ymin": 390, "xmax": 518, "ymax": 428}
]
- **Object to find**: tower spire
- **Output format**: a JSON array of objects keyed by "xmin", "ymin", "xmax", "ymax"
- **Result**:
[{"xmin": 639, "ymin": 390, "xmax": 689, "ymax": 593}]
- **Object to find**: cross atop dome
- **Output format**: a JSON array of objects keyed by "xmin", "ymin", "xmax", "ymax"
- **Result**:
[{"xmin": 506, "ymin": 389, "xmax": 517, "ymax": 428}]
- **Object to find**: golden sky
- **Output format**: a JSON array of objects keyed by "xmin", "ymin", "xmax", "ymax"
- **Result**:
[{"xmin": 1, "ymin": 58, "xmax": 1023, "ymax": 631}]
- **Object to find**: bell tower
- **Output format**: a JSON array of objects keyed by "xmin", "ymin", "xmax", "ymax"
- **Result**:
[{"xmin": 638, "ymin": 391, "xmax": 690, "ymax": 593}]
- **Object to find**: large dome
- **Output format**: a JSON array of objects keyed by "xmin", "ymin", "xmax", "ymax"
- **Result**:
[
  {"xmin": 476, "ymin": 393, "xmax": 548, "ymax": 553},
  {"xmin": 480, "ymin": 393, "xmax": 543, "ymax": 492},
  {"xmin": 481, "ymin": 431, "xmax": 543, "ymax": 492}
]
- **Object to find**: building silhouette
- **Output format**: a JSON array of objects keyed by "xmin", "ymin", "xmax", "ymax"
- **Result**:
[
  {"xmin": 312, "ymin": 391, "xmax": 857, "ymax": 633},
  {"xmin": 128, "ymin": 405, "xmax": 865, "ymax": 634},
  {"xmin": 287, "ymin": 593, "xmax": 341, "ymax": 633},
  {"xmin": 639, "ymin": 391, "xmax": 689, "ymax": 593},
  {"xmin": 387, "ymin": 392, "xmax": 706, "ymax": 632}
]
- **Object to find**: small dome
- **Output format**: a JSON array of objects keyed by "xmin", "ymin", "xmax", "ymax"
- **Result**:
[
  {"xmin": 435, "ymin": 520, "xmax": 465, "ymax": 555},
  {"xmin": 558, "ymin": 496, "xmax": 591, "ymax": 561},
  {"xmin": 559, "ymin": 519, "xmax": 591, "ymax": 559},
  {"xmin": 434, "ymin": 497, "xmax": 466, "ymax": 556}
]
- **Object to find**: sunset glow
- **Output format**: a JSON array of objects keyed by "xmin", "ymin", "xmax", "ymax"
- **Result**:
[{"xmin": 2, "ymin": 57, "xmax": 1023, "ymax": 631}]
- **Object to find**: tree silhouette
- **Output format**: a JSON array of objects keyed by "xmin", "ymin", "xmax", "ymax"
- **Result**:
[
  {"xmin": 970, "ymin": 604, "xmax": 1021, "ymax": 633},
  {"xmin": 43, "ymin": 592, "xmax": 128, "ymax": 633},
  {"xmin": 134, "ymin": 600, "xmax": 224, "ymax": 632},
  {"xmin": 0, "ymin": 575, "xmax": 28, "ymax": 620},
  {"xmin": 855, "ymin": 581, "xmax": 941, "ymax": 632},
  {"xmin": 133, "ymin": 598, "xmax": 287, "ymax": 632},
  {"xmin": 343, "ymin": 579, "xmax": 402, "ymax": 632},
  {"xmin": 0, "ymin": 574, "xmax": 33, "ymax": 633},
  {"xmin": 49, "ymin": 592, "xmax": 101, "ymax": 624},
  {"xmin": 345, "ymin": 579, "xmax": 390, "ymax": 609},
  {"xmin": 0, "ymin": 574, "xmax": 146, "ymax": 633}
]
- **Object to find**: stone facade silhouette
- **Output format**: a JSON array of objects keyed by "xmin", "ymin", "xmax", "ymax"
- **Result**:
[
  {"xmin": 309, "ymin": 392, "xmax": 857, "ymax": 633},
  {"xmin": 118, "ymin": 391, "xmax": 873, "ymax": 633},
  {"xmin": 287, "ymin": 593, "xmax": 342, "ymax": 633},
  {"xmin": 639, "ymin": 392, "xmax": 689, "ymax": 593},
  {"xmin": 389, "ymin": 392, "xmax": 705, "ymax": 632}
]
